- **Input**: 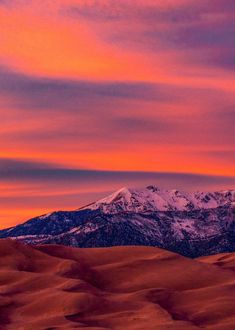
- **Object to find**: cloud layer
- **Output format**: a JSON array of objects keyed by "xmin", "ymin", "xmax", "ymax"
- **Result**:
[{"xmin": 0, "ymin": 0, "xmax": 235, "ymax": 226}]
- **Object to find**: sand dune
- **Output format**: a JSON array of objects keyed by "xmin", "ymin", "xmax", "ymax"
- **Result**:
[{"xmin": 0, "ymin": 240, "xmax": 235, "ymax": 329}]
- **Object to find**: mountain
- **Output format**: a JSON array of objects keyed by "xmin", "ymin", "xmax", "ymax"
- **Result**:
[
  {"xmin": 0, "ymin": 186, "xmax": 235, "ymax": 257},
  {"xmin": 80, "ymin": 186, "xmax": 235, "ymax": 213},
  {"xmin": 1, "ymin": 239, "xmax": 235, "ymax": 329}
]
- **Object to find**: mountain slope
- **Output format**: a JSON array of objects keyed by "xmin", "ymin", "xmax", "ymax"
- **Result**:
[
  {"xmin": 1, "ymin": 239, "xmax": 235, "ymax": 329},
  {"xmin": 0, "ymin": 186, "xmax": 235, "ymax": 257},
  {"xmin": 80, "ymin": 186, "xmax": 235, "ymax": 213}
]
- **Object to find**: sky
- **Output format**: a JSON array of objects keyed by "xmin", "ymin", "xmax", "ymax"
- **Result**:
[{"xmin": 1, "ymin": 0, "xmax": 235, "ymax": 228}]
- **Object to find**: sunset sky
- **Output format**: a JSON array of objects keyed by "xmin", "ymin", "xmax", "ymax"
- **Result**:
[{"xmin": 1, "ymin": 0, "xmax": 235, "ymax": 228}]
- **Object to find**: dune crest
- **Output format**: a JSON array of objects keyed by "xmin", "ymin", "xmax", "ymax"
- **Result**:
[{"xmin": 0, "ymin": 239, "xmax": 235, "ymax": 329}]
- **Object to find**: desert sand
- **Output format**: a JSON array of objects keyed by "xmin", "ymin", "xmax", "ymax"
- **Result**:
[{"xmin": 0, "ymin": 239, "xmax": 235, "ymax": 330}]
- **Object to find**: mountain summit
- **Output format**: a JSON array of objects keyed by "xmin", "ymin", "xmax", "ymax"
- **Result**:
[
  {"xmin": 80, "ymin": 186, "xmax": 235, "ymax": 213},
  {"xmin": 0, "ymin": 186, "xmax": 235, "ymax": 257}
]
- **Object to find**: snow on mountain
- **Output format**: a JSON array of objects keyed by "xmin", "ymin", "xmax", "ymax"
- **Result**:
[
  {"xmin": 0, "ymin": 186, "xmax": 235, "ymax": 258},
  {"xmin": 80, "ymin": 186, "xmax": 235, "ymax": 213}
]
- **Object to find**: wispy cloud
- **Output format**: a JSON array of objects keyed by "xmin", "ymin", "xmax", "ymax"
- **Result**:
[
  {"xmin": 1, "ymin": 157, "xmax": 235, "ymax": 189},
  {"xmin": 65, "ymin": 1, "xmax": 235, "ymax": 71},
  {"xmin": 0, "ymin": 67, "xmax": 177, "ymax": 111},
  {"xmin": 1, "ymin": 0, "xmax": 235, "ymax": 226}
]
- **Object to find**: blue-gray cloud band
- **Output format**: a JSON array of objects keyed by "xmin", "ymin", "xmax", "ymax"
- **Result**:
[{"xmin": 1, "ymin": 158, "xmax": 235, "ymax": 191}]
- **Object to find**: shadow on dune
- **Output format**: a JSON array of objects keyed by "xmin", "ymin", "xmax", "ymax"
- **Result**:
[{"xmin": 0, "ymin": 239, "xmax": 235, "ymax": 329}]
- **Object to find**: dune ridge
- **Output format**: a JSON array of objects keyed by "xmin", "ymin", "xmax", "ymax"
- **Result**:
[{"xmin": 0, "ymin": 239, "xmax": 235, "ymax": 329}]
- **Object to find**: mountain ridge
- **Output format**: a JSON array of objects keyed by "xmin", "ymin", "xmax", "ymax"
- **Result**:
[
  {"xmin": 0, "ymin": 186, "xmax": 235, "ymax": 258},
  {"xmin": 79, "ymin": 186, "xmax": 235, "ymax": 213}
]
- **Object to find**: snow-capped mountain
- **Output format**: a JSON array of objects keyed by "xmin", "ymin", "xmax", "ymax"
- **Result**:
[
  {"xmin": 80, "ymin": 186, "xmax": 235, "ymax": 213},
  {"xmin": 0, "ymin": 186, "xmax": 235, "ymax": 257}
]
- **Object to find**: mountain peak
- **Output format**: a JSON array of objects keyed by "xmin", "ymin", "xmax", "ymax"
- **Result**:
[
  {"xmin": 1, "ymin": 185, "xmax": 235, "ymax": 258},
  {"xmin": 146, "ymin": 185, "xmax": 160, "ymax": 192},
  {"xmin": 81, "ymin": 186, "xmax": 235, "ymax": 214},
  {"xmin": 95, "ymin": 187, "xmax": 132, "ymax": 204}
]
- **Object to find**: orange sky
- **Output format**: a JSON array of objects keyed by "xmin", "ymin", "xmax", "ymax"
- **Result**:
[{"xmin": 1, "ymin": 0, "xmax": 235, "ymax": 228}]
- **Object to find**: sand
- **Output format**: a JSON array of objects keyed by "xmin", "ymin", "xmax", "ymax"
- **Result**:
[{"xmin": 0, "ymin": 239, "xmax": 235, "ymax": 329}]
